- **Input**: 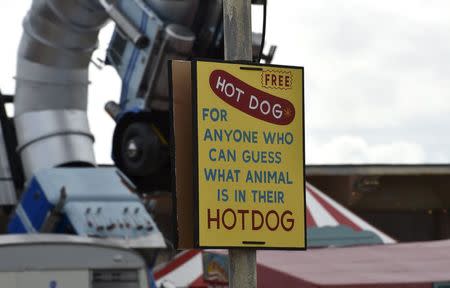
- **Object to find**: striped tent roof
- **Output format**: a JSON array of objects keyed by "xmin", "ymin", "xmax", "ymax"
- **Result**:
[
  {"xmin": 305, "ymin": 182, "xmax": 395, "ymax": 245},
  {"xmin": 154, "ymin": 182, "xmax": 396, "ymax": 287}
]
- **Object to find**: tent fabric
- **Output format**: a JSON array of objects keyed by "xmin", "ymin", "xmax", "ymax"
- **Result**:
[
  {"xmin": 154, "ymin": 250, "xmax": 203, "ymax": 288},
  {"xmin": 305, "ymin": 182, "xmax": 395, "ymax": 244},
  {"xmin": 154, "ymin": 182, "xmax": 396, "ymax": 287},
  {"xmin": 257, "ymin": 239, "xmax": 450, "ymax": 287},
  {"xmin": 157, "ymin": 240, "xmax": 450, "ymax": 288}
]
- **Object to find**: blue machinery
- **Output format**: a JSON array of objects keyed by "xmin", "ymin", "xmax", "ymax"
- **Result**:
[
  {"xmin": 8, "ymin": 168, "xmax": 162, "ymax": 241},
  {"xmin": 0, "ymin": 0, "xmax": 271, "ymax": 285},
  {"xmin": 0, "ymin": 0, "xmax": 230, "ymax": 239}
]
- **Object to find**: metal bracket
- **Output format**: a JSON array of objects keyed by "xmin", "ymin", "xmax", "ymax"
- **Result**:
[{"xmin": 40, "ymin": 187, "xmax": 67, "ymax": 233}]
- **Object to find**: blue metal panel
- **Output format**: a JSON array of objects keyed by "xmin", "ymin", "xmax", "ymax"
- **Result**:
[
  {"xmin": 20, "ymin": 179, "xmax": 53, "ymax": 229},
  {"xmin": 8, "ymin": 178, "xmax": 53, "ymax": 233},
  {"xmin": 7, "ymin": 214, "xmax": 27, "ymax": 233},
  {"xmin": 8, "ymin": 167, "xmax": 164, "ymax": 244},
  {"xmin": 65, "ymin": 201, "xmax": 157, "ymax": 238},
  {"xmin": 33, "ymin": 168, "xmax": 141, "ymax": 202},
  {"xmin": 107, "ymin": 0, "xmax": 164, "ymax": 110}
]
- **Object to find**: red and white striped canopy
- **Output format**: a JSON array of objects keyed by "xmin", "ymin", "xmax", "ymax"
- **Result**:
[
  {"xmin": 154, "ymin": 182, "xmax": 395, "ymax": 287},
  {"xmin": 305, "ymin": 182, "xmax": 395, "ymax": 244}
]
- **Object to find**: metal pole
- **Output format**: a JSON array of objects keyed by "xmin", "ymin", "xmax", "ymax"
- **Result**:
[
  {"xmin": 223, "ymin": 0, "xmax": 253, "ymax": 61},
  {"xmin": 223, "ymin": 1, "xmax": 256, "ymax": 288}
]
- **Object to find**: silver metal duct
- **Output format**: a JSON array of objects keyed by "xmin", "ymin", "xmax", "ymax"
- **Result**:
[
  {"xmin": 146, "ymin": 0, "xmax": 199, "ymax": 26},
  {"xmin": 14, "ymin": 0, "xmax": 109, "ymax": 179}
]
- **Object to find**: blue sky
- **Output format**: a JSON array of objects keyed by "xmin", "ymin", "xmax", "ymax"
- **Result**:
[{"xmin": 1, "ymin": 1, "xmax": 450, "ymax": 164}]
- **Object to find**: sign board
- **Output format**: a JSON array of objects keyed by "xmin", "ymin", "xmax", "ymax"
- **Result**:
[
  {"xmin": 169, "ymin": 60, "xmax": 195, "ymax": 249},
  {"xmin": 202, "ymin": 252, "xmax": 229, "ymax": 284},
  {"xmin": 193, "ymin": 60, "xmax": 306, "ymax": 249}
]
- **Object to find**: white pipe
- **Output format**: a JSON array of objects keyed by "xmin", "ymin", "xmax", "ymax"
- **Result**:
[{"xmin": 14, "ymin": 0, "xmax": 109, "ymax": 179}]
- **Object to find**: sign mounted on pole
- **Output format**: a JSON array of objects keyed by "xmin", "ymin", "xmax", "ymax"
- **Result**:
[{"xmin": 193, "ymin": 60, "xmax": 306, "ymax": 249}]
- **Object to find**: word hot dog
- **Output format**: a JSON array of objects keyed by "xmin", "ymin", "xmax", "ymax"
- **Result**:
[{"xmin": 209, "ymin": 70, "xmax": 296, "ymax": 125}]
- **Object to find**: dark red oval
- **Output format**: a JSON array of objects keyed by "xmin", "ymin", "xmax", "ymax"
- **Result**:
[{"xmin": 209, "ymin": 70, "xmax": 295, "ymax": 125}]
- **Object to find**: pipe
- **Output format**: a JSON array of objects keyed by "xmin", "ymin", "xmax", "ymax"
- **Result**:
[
  {"xmin": 98, "ymin": 0, "xmax": 150, "ymax": 49},
  {"xmin": 146, "ymin": 0, "xmax": 199, "ymax": 26},
  {"xmin": 222, "ymin": 1, "xmax": 256, "ymax": 287},
  {"xmin": 14, "ymin": 0, "xmax": 109, "ymax": 179},
  {"xmin": 105, "ymin": 101, "xmax": 122, "ymax": 120}
]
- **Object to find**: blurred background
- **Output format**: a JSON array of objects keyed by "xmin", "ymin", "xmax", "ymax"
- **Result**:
[
  {"xmin": 2, "ymin": 0, "xmax": 450, "ymax": 246},
  {"xmin": 2, "ymin": 0, "xmax": 450, "ymax": 165}
]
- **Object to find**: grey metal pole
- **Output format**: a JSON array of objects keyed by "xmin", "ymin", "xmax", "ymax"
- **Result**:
[
  {"xmin": 223, "ymin": 0, "xmax": 253, "ymax": 61},
  {"xmin": 223, "ymin": 1, "xmax": 257, "ymax": 288}
]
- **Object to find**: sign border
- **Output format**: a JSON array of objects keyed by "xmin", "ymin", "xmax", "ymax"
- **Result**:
[{"xmin": 192, "ymin": 59, "xmax": 306, "ymax": 250}]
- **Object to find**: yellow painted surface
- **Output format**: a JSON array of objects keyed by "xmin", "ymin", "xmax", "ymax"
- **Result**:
[{"xmin": 195, "ymin": 61, "xmax": 305, "ymax": 248}]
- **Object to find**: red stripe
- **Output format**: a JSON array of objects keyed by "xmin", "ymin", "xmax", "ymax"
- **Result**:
[
  {"xmin": 306, "ymin": 205, "xmax": 316, "ymax": 227},
  {"xmin": 306, "ymin": 185, "xmax": 362, "ymax": 231},
  {"xmin": 154, "ymin": 249, "xmax": 201, "ymax": 280},
  {"xmin": 189, "ymin": 276, "xmax": 207, "ymax": 287}
]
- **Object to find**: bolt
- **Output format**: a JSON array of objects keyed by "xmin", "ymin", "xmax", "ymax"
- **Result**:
[{"xmin": 126, "ymin": 140, "xmax": 139, "ymax": 159}]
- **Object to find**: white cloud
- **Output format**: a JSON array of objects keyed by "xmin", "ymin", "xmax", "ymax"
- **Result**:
[
  {"xmin": 306, "ymin": 135, "xmax": 426, "ymax": 164},
  {"xmin": 265, "ymin": 0, "xmax": 450, "ymax": 130},
  {"xmin": 2, "ymin": 1, "xmax": 450, "ymax": 165}
]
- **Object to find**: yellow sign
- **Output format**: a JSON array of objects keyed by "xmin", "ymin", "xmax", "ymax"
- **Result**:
[{"xmin": 193, "ymin": 60, "xmax": 305, "ymax": 249}]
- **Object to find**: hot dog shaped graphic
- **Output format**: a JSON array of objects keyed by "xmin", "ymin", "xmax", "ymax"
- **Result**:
[{"xmin": 209, "ymin": 70, "xmax": 296, "ymax": 125}]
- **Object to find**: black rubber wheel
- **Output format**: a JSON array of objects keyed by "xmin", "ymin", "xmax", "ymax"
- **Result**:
[{"xmin": 119, "ymin": 122, "xmax": 161, "ymax": 176}]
